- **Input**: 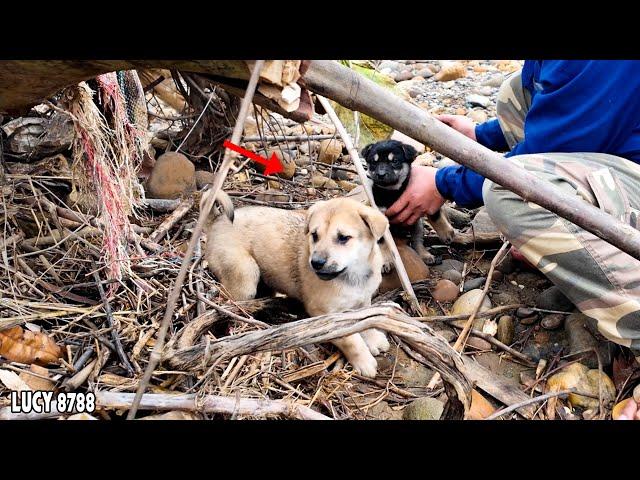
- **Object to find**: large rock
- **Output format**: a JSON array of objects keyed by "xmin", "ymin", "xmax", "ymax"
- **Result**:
[{"xmin": 145, "ymin": 152, "xmax": 196, "ymax": 199}]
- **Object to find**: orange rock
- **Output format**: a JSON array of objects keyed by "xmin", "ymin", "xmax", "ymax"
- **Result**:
[
  {"xmin": 466, "ymin": 389, "xmax": 496, "ymax": 420},
  {"xmin": 379, "ymin": 242, "xmax": 429, "ymax": 293}
]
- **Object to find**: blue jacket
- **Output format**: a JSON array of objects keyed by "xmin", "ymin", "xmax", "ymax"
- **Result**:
[{"xmin": 434, "ymin": 60, "xmax": 640, "ymax": 208}]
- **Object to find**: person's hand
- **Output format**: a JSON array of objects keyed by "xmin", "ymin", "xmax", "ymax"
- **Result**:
[
  {"xmin": 385, "ymin": 165, "xmax": 445, "ymax": 226},
  {"xmin": 435, "ymin": 114, "xmax": 477, "ymax": 141}
]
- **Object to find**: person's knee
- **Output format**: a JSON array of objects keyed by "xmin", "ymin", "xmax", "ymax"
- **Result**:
[
  {"xmin": 496, "ymin": 70, "xmax": 524, "ymax": 119},
  {"xmin": 483, "ymin": 179, "xmax": 516, "ymax": 234}
]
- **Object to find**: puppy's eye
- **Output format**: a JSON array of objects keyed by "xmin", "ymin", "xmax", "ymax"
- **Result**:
[
  {"xmin": 337, "ymin": 234, "xmax": 351, "ymax": 244},
  {"xmin": 311, "ymin": 232, "xmax": 319, "ymax": 242}
]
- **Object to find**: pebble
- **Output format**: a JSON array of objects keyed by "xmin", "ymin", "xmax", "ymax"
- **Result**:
[
  {"xmin": 541, "ymin": 313, "xmax": 565, "ymax": 330},
  {"xmin": 432, "ymin": 279, "xmax": 460, "ymax": 302},
  {"xmin": 434, "ymin": 329, "xmax": 456, "ymax": 343},
  {"xmin": 441, "ymin": 269, "xmax": 462, "ymax": 285},
  {"xmin": 311, "ymin": 175, "xmax": 339, "ymax": 189},
  {"xmin": 467, "ymin": 336, "xmax": 492, "ymax": 351},
  {"xmin": 482, "ymin": 74, "xmax": 505, "ymax": 88},
  {"xmin": 395, "ymin": 70, "xmax": 414, "ymax": 82},
  {"xmin": 516, "ymin": 307, "xmax": 535, "ymax": 318},
  {"xmin": 535, "ymin": 285, "xmax": 574, "ymax": 312},
  {"xmin": 462, "ymin": 276, "xmax": 486, "ymax": 292},
  {"xmin": 547, "ymin": 363, "xmax": 616, "ymax": 410},
  {"xmin": 432, "ymin": 258, "xmax": 464, "ymax": 274},
  {"xmin": 466, "ymin": 94, "xmax": 491, "ymax": 108},
  {"xmin": 496, "ymin": 315, "xmax": 515, "ymax": 345},
  {"xmin": 402, "ymin": 398, "xmax": 444, "ymax": 420},
  {"xmin": 416, "ymin": 68, "xmax": 434, "ymax": 78},
  {"xmin": 433, "ymin": 62, "xmax": 466, "ymax": 82},
  {"xmin": 294, "ymin": 155, "xmax": 312, "ymax": 167},
  {"xmin": 467, "ymin": 110, "xmax": 488, "ymax": 124},
  {"xmin": 520, "ymin": 315, "xmax": 539, "ymax": 326},
  {"xmin": 451, "ymin": 289, "xmax": 492, "ymax": 330},
  {"xmin": 473, "ymin": 86, "xmax": 495, "ymax": 96},
  {"xmin": 318, "ymin": 139, "xmax": 342, "ymax": 165}
]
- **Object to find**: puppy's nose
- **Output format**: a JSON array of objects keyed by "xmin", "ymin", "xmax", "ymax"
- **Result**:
[{"xmin": 311, "ymin": 256, "xmax": 327, "ymax": 270}]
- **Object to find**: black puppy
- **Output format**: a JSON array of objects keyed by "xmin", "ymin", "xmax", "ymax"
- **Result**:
[{"xmin": 362, "ymin": 139, "xmax": 454, "ymax": 265}]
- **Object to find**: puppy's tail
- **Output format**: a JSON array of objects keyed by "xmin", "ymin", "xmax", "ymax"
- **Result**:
[{"xmin": 200, "ymin": 188, "xmax": 235, "ymax": 224}]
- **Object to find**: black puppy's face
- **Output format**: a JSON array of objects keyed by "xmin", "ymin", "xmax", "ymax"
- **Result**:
[{"xmin": 361, "ymin": 140, "xmax": 418, "ymax": 189}]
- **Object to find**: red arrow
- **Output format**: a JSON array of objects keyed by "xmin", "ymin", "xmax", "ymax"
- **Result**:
[{"xmin": 223, "ymin": 139, "xmax": 284, "ymax": 176}]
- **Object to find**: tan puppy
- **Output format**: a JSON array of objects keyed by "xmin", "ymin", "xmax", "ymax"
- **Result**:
[{"xmin": 204, "ymin": 195, "xmax": 391, "ymax": 377}]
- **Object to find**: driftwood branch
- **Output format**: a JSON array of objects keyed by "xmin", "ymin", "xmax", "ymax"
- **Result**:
[
  {"xmin": 301, "ymin": 60, "xmax": 640, "ymax": 261},
  {"xmin": 96, "ymin": 391, "xmax": 330, "ymax": 420},
  {"xmin": 164, "ymin": 302, "xmax": 473, "ymax": 419}
]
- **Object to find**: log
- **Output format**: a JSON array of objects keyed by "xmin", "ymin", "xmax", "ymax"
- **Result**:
[
  {"xmin": 95, "ymin": 391, "xmax": 330, "ymax": 420},
  {"xmin": 301, "ymin": 60, "xmax": 640, "ymax": 261},
  {"xmin": 0, "ymin": 61, "xmax": 312, "ymax": 122}
]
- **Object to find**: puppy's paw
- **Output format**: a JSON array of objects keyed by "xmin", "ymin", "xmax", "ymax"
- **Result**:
[
  {"xmin": 349, "ymin": 351, "xmax": 379, "ymax": 378},
  {"xmin": 424, "ymin": 254, "xmax": 443, "ymax": 266},
  {"xmin": 420, "ymin": 251, "xmax": 441, "ymax": 266},
  {"xmin": 439, "ymin": 225, "xmax": 456, "ymax": 245},
  {"xmin": 361, "ymin": 329, "xmax": 390, "ymax": 356},
  {"xmin": 382, "ymin": 261, "xmax": 394, "ymax": 275}
]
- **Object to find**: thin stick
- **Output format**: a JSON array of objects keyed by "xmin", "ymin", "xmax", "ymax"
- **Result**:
[
  {"xmin": 455, "ymin": 325, "xmax": 536, "ymax": 367},
  {"xmin": 197, "ymin": 294, "xmax": 270, "ymax": 328},
  {"xmin": 485, "ymin": 388, "xmax": 576, "ymax": 420},
  {"xmin": 242, "ymin": 134, "xmax": 335, "ymax": 143},
  {"xmin": 127, "ymin": 60, "xmax": 266, "ymax": 420},
  {"xmin": 416, "ymin": 304, "xmax": 522, "ymax": 323},
  {"xmin": 98, "ymin": 391, "xmax": 330, "ymax": 420},
  {"xmin": 148, "ymin": 196, "xmax": 194, "ymax": 243},
  {"xmin": 316, "ymin": 95, "xmax": 422, "ymax": 315}
]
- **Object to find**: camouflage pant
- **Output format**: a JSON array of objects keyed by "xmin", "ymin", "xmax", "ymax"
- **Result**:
[{"xmin": 482, "ymin": 70, "xmax": 640, "ymax": 353}]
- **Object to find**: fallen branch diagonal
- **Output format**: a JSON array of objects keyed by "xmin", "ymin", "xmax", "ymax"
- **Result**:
[{"xmin": 164, "ymin": 302, "xmax": 472, "ymax": 418}]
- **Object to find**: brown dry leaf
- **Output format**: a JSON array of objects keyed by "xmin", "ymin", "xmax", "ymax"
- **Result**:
[
  {"xmin": 467, "ymin": 389, "xmax": 496, "ymax": 419},
  {"xmin": 0, "ymin": 326, "xmax": 63, "ymax": 366}
]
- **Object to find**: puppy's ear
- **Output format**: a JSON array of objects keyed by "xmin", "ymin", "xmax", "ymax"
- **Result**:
[
  {"xmin": 358, "ymin": 204, "xmax": 389, "ymax": 241},
  {"xmin": 305, "ymin": 201, "xmax": 324, "ymax": 234},
  {"xmin": 361, "ymin": 144, "xmax": 373, "ymax": 160},
  {"xmin": 401, "ymin": 143, "xmax": 418, "ymax": 162}
]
